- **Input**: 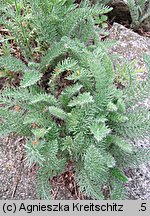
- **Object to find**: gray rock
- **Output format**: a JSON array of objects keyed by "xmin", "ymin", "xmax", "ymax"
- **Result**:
[
  {"xmin": 108, "ymin": 22, "xmax": 150, "ymax": 200},
  {"xmin": 108, "ymin": 22, "xmax": 150, "ymax": 67}
]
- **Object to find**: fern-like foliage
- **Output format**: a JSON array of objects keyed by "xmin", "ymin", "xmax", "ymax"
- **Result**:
[
  {"xmin": 30, "ymin": 0, "xmax": 112, "ymax": 46},
  {"xmin": 0, "ymin": 0, "xmax": 150, "ymax": 200},
  {"xmin": 124, "ymin": 0, "xmax": 150, "ymax": 30}
]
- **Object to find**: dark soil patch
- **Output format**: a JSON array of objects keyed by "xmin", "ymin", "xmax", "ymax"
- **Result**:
[
  {"xmin": 108, "ymin": 1, "xmax": 132, "ymax": 28},
  {"xmin": 54, "ymin": 71, "xmax": 75, "ymax": 98},
  {"xmin": 0, "ymin": 78, "xmax": 6, "ymax": 90}
]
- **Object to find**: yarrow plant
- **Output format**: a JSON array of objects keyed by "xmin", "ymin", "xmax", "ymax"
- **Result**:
[
  {"xmin": 123, "ymin": 0, "xmax": 150, "ymax": 30},
  {"xmin": 0, "ymin": 0, "xmax": 150, "ymax": 199}
]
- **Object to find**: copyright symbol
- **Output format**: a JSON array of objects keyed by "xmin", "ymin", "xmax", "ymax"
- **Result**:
[
  {"xmin": 3, "ymin": 203, "xmax": 6, "ymax": 213},
  {"xmin": 3, "ymin": 203, "xmax": 16, "ymax": 213}
]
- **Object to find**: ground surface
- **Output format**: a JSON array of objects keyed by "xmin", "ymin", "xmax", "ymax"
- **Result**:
[
  {"xmin": 0, "ymin": 136, "xmax": 37, "ymax": 199},
  {"xmin": 0, "ymin": 22, "xmax": 150, "ymax": 200}
]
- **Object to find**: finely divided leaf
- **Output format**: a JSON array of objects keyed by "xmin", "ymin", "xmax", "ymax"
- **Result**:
[
  {"xmin": 31, "ymin": 127, "xmax": 51, "ymax": 139},
  {"xmin": 111, "ymin": 168, "xmax": 128, "ymax": 183},
  {"xmin": 20, "ymin": 70, "xmax": 42, "ymax": 88},
  {"xmin": 77, "ymin": 169, "xmax": 104, "ymax": 200},
  {"xmin": 90, "ymin": 123, "xmax": 111, "ymax": 142},
  {"xmin": 111, "ymin": 135, "xmax": 133, "ymax": 153},
  {"xmin": 84, "ymin": 145, "xmax": 109, "ymax": 183},
  {"xmin": 49, "ymin": 106, "xmax": 67, "ymax": 120},
  {"xmin": 61, "ymin": 83, "xmax": 83, "ymax": 98},
  {"xmin": 0, "ymin": 56, "xmax": 27, "ymax": 72},
  {"xmin": 29, "ymin": 94, "xmax": 57, "ymax": 106},
  {"xmin": 68, "ymin": 92, "xmax": 94, "ymax": 107}
]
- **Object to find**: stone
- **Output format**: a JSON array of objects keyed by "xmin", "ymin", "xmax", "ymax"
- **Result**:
[
  {"xmin": 108, "ymin": 22, "xmax": 150, "ymax": 200},
  {"xmin": 108, "ymin": 22, "xmax": 150, "ymax": 69}
]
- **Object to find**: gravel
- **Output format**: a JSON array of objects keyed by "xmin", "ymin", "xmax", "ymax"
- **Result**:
[{"xmin": 0, "ymin": 136, "xmax": 37, "ymax": 200}]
